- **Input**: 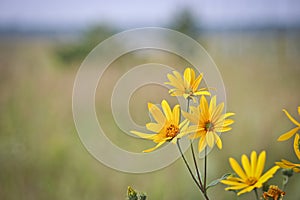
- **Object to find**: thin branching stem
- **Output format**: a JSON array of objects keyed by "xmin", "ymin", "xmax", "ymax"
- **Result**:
[
  {"xmin": 190, "ymin": 141, "xmax": 204, "ymax": 190},
  {"xmin": 177, "ymin": 141, "xmax": 210, "ymax": 200},
  {"xmin": 187, "ymin": 98, "xmax": 204, "ymax": 189},
  {"xmin": 177, "ymin": 141, "xmax": 203, "ymax": 192},
  {"xmin": 254, "ymin": 188, "xmax": 259, "ymax": 200},
  {"xmin": 185, "ymin": 98, "xmax": 209, "ymax": 200},
  {"xmin": 204, "ymin": 147, "xmax": 208, "ymax": 194}
]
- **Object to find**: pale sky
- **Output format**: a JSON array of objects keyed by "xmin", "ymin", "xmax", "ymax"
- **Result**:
[{"xmin": 0, "ymin": 0, "xmax": 299, "ymax": 29}]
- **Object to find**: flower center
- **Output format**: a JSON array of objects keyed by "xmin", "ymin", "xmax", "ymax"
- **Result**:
[
  {"xmin": 245, "ymin": 177, "xmax": 257, "ymax": 186},
  {"xmin": 205, "ymin": 121, "xmax": 214, "ymax": 132},
  {"xmin": 185, "ymin": 88, "xmax": 193, "ymax": 95},
  {"xmin": 166, "ymin": 124, "xmax": 179, "ymax": 138}
]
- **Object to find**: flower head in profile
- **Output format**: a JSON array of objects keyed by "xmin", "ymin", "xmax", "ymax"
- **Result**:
[
  {"xmin": 181, "ymin": 95, "xmax": 234, "ymax": 152},
  {"xmin": 277, "ymin": 106, "xmax": 300, "ymax": 160},
  {"xmin": 221, "ymin": 151, "xmax": 280, "ymax": 196},
  {"xmin": 130, "ymin": 100, "xmax": 189, "ymax": 153},
  {"xmin": 165, "ymin": 67, "xmax": 210, "ymax": 102},
  {"xmin": 275, "ymin": 159, "xmax": 300, "ymax": 173}
]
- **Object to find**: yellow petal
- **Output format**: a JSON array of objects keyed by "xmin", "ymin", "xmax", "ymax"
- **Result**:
[
  {"xmin": 278, "ymin": 159, "xmax": 300, "ymax": 167},
  {"xmin": 170, "ymin": 90, "xmax": 184, "ymax": 96},
  {"xmin": 146, "ymin": 123, "xmax": 163, "ymax": 133},
  {"xmin": 283, "ymin": 109, "xmax": 300, "ymax": 126},
  {"xmin": 241, "ymin": 154, "xmax": 251, "ymax": 177},
  {"xmin": 172, "ymin": 105, "xmax": 180, "ymax": 125},
  {"xmin": 161, "ymin": 100, "xmax": 172, "ymax": 121},
  {"xmin": 209, "ymin": 96, "xmax": 216, "ymax": 115},
  {"xmin": 224, "ymin": 184, "xmax": 248, "ymax": 191},
  {"xmin": 130, "ymin": 131, "xmax": 156, "ymax": 139},
  {"xmin": 166, "ymin": 74, "xmax": 184, "ymax": 91},
  {"xmin": 257, "ymin": 166, "xmax": 279, "ymax": 186},
  {"xmin": 179, "ymin": 119, "xmax": 189, "ymax": 129},
  {"xmin": 198, "ymin": 136, "xmax": 206, "ymax": 152},
  {"xmin": 294, "ymin": 134, "xmax": 300, "ymax": 160},
  {"xmin": 215, "ymin": 126, "xmax": 232, "ymax": 132},
  {"xmin": 184, "ymin": 68, "xmax": 195, "ymax": 86},
  {"xmin": 277, "ymin": 127, "xmax": 300, "ymax": 141},
  {"xmin": 220, "ymin": 112, "xmax": 235, "ymax": 119},
  {"xmin": 298, "ymin": 106, "xmax": 300, "ymax": 115},
  {"xmin": 237, "ymin": 185, "xmax": 256, "ymax": 196},
  {"xmin": 179, "ymin": 124, "xmax": 201, "ymax": 136},
  {"xmin": 293, "ymin": 168, "xmax": 300, "ymax": 173},
  {"xmin": 200, "ymin": 95, "xmax": 209, "ymax": 120},
  {"xmin": 143, "ymin": 141, "xmax": 166, "ymax": 153},
  {"xmin": 255, "ymin": 151, "xmax": 266, "ymax": 178},
  {"xmin": 215, "ymin": 112, "xmax": 235, "ymax": 126},
  {"xmin": 275, "ymin": 161, "xmax": 286, "ymax": 169},
  {"xmin": 211, "ymin": 102, "xmax": 224, "ymax": 122},
  {"xmin": 148, "ymin": 103, "xmax": 166, "ymax": 125},
  {"xmin": 189, "ymin": 106, "xmax": 200, "ymax": 115},
  {"xmin": 214, "ymin": 133, "xmax": 222, "ymax": 149},
  {"xmin": 222, "ymin": 119, "xmax": 235, "ymax": 126},
  {"xmin": 221, "ymin": 179, "xmax": 245, "ymax": 186},
  {"xmin": 193, "ymin": 91, "xmax": 211, "ymax": 96},
  {"xmin": 173, "ymin": 71, "xmax": 183, "ymax": 83},
  {"xmin": 192, "ymin": 73, "xmax": 203, "ymax": 92},
  {"xmin": 250, "ymin": 151, "xmax": 257, "ymax": 177},
  {"xmin": 182, "ymin": 110, "xmax": 199, "ymax": 125},
  {"xmin": 283, "ymin": 159, "xmax": 300, "ymax": 166},
  {"xmin": 174, "ymin": 122, "xmax": 193, "ymax": 141},
  {"xmin": 229, "ymin": 157, "xmax": 248, "ymax": 180},
  {"xmin": 188, "ymin": 133, "xmax": 199, "ymax": 140},
  {"xmin": 206, "ymin": 131, "xmax": 214, "ymax": 147}
]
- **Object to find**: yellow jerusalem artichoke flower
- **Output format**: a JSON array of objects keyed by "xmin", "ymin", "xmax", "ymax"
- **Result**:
[{"xmin": 221, "ymin": 151, "xmax": 279, "ymax": 196}]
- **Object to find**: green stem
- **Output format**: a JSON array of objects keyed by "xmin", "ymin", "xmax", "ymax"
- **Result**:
[
  {"xmin": 254, "ymin": 188, "xmax": 259, "ymax": 200},
  {"xmin": 177, "ymin": 141, "xmax": 203, "ymax": 192},
  {"xmin": 185, "ymin": 98, "xmax": 209, "ymax": 200},
  {"xmin": 190, "ymin": 141, "xmax": 204, "ymax": 190},
  {"xmin": 186, "ymin": 97, "xmax": 191, "ymax": 112},
  {"xmin": 282, "ymin": 175, "xmax": 288, "ymax": 191},
  {"xmin": 204, "ymin": 147, "xmax": 207, "ymax": 194},
  {"xmin": 177, "ymin": 142, "xmax": 210, "ymax": 200},
  {"xmin": 187, "ymin": 98, "xmax": 203, "ymax": 189}
]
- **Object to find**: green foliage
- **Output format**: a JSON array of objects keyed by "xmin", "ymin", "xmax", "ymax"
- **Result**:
[
  {"xmin": 206, "ymin": 173, "xmax": 232, "ymax": 190},
  {"xmin": 55, "ymin": 25, "xmax": 117, "ymax": 66},
  {"xmin": 169, "ymin": 8, "xmax": 201, "ymax": 38}
]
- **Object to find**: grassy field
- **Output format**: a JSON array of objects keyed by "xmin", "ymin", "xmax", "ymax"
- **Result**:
[{"xmin": 0, "ymin": 29, "xmax": 299, "ymax": 200}]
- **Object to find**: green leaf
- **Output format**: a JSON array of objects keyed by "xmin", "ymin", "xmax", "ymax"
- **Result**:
[{"xmin": 206, "ymin": 173, "xmax": 232, "ymax": 190}]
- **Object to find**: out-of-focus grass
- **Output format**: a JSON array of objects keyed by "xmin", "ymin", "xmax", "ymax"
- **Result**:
[{"xmin": 0, "ymin": 29, "xmax": 300, "ymax": 200}]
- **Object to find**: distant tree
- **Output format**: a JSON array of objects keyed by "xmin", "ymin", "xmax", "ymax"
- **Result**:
[
  {"xmin": 169, "ymin": 8, "xmax": 201, "ymax": 38},
  {"xmin": 55, "ymin": 25, "xmax": 118, "ymax": 66}
]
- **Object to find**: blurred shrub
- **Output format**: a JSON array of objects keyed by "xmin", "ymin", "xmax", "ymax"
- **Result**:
[
  {"xmin": 168, "ymin": 8, "xmax": 202, "ymax": 39},
  {"xmin": 55, "ymin": 25, "xmax": 118, "ymax": 66}
]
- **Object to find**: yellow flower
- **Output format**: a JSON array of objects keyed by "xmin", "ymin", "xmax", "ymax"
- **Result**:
[
  {"xmin": 180, "ymin": 95, "xmax": 234, "ymax": 152},
  {"xmin": 130, "ymin": 100, "xmax": 189, "ymax": 153},
  {"xmin": 277, "ymin": 106, "xmax": 300, "ymax": 142},
  {"xmin": 221, "ymin": 151, "xmax": 280, "ymax": 196},
  {"xmin": 277, "ymin": 106, "xmax": 300, "ymax": 160},
  {"xmin": 275, "ymin": 159, "xmax": 300, "ymax": 173},
  {"xmin": 165, "ymin": 67, "xmax": 210, "ymax": 102}
]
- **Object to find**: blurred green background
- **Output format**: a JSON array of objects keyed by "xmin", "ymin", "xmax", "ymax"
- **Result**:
[{"xmin": 0, "ymin": 1, "xmax": 300, "ymax": 200}]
